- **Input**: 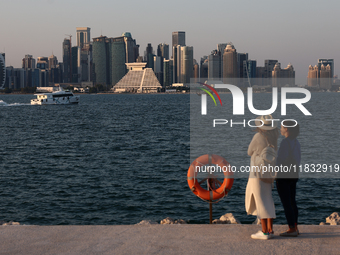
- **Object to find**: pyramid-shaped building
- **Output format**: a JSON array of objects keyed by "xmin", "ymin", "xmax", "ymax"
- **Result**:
[{"xmin": 114, "ymin": 63, "xmax": 162, "ymax": 93}]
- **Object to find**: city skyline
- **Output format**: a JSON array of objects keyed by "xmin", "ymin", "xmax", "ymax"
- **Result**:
[{"xmin": 1, "ymin": 0, "xmax": 339, "ymax": 84}]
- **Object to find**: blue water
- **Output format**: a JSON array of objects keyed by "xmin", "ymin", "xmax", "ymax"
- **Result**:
[{"xmin": 0, "ymin": 93, "xmax": 339, "ymax": 225}]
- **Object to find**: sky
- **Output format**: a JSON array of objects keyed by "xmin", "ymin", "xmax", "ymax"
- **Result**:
[{"xmin": 1, "ymin": 0, "xmax": 340, "ymax": 84}]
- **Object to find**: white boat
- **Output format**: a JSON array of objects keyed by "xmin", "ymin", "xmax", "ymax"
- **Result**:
[{"xmin": 31, "ymin": 87, "xmax": 80, "ymax": 105}]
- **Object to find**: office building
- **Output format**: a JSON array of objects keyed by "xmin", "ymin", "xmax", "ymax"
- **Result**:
[
  {"xmin": 144, "ymin": 43, "xmax": 154, "ymax": 69},
  {"xmin": 78, "ymin": 43, "xmax": 92, "ymax": 83},
  {"xmin": 48, "ymin": 54, "xmax": 58, "ymax": 69},
  {"xmin": 37, "ymin": 57, "xmax": 48, "ymax": 69},
  {"xmin": 110, "ymin": 37, "xmax": 127, "ymax": 86},
  {"xmin": 76, "ymin": 27, "xmax": 91, "ymax": 49},
  {"xmin": 5, "ymin": 67, "xmax": 25, "ymax": 89},
  {"xmin": 0, "ymin": 53, "xmax": 5, "ymax": 89},
  {"xmin": 208, "ymin": 50, "xmax": 222, "ymax": 79},
  {"xmin": 22, "ymin": 54, "xmax": 36, "ymax": 70},
  {"xmin": 237, "ymin": 53, "xmax": 248, "ymax": 78},
  {"xmin": 122, "ymin": 32, "xmax": 138, "ymax": 63},
  {"xmin": 223, "ymin": 44, "xmax": 237, "ymax": 78},
  {"xmin": 200, "ymin": 56, "xmax": 208, "ymax": 79},
  {"xmin": 193, "ymin": 59, "xmax": 199, "ymax": 83},
  {"xmin": 180, "ymin": 46, "xmax": 194, "ymax": 84},
  {"xmin": 272, "ymin": 63, "xmax": 295, "ymax": 87},
  {"xmin": 307, "ymin": 65, "xmax": 319, "ymax": 87},
  {"xmin": 264, "ymin": 60, "xmax": 278, "ymax": 78},
  {"xmin": 318, "ymin": 59, "xmax": 334, "ymax": 77},
  {"xmin": 157, "ymin": 43, "xmax": 169, "ymax": 60},
  {"xmin": 163, "ymin": 59, "xmax": 173, "ymax": 88},
  {"xmin": 92, "ymin": 36, "xmax": 109, "ymax": 85},
  {"xmin": 243, "ymin": 60, "xmax": 257, "ymax": 86},
  {"xmin": 63, "ymin": 38, "xmax": 72, "ymax": 83},
  {"xmin": 172, "ymin": 31, "xmax": 186, "ymax": 83},
  {"xmin": 172, "ymin": 31, "xmax": 185, "ymax": 49}
]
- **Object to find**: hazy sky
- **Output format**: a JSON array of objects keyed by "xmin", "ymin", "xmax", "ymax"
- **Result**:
[{"xmin": 1, "ymin": 0, "xmax": 339, "ymax": 84}]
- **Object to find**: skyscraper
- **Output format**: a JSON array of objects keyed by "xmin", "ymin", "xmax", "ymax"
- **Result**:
[
  {"xmin": 223, "ymin": 44, "xmax": 238, "ymax": 79},
  {"xmin": 172, "ymin": 31, "xmax": 186, "ymax": 84},
  {"xmin": 0, "ymin": 53, "xmax": 5, "ymax": 89},
  {"xmin": 122, "ymin": 32, "xmax": 138, "ymax": 63},
  {"xmin": 307, "ymin": 65, "xmax": 319, "ymax": 87},
  {"xmin": 76, "ymin": 27, "xmax": 91, "ymax": 49},
  {"xmin": 22, "ymin": 55, "xmax": 36, "ymax": 69},
  {"xmin": 92, "ymin": 36, "xmax": 108, "ymax": 85},
  {"xmin": 208, "ymin": 50, "xmax": 222, "ymax": 79},
  {"xmin": 264, "ymin": 60, "xmax": 278, "ymax": 78},
  {"xmin": 200, "ymin": 56, "xmax": 208, "ymax": 79},
  {"xmin": 144, "ymin": 43, "xmax": 154, "ymax": 69},
  {"xmin": 63, "ymin": 38, "xmax": 71, "ymax": 83},
  {"xmin": 180, "ymin": 46, "xmax": 193, "ymax": 84},
  {"xmin": 317, "ymin": 59, "xmax": 334, "ymax": 77},
  {"xmin": 272, "ymin": 63, "xmax": 295, "ymax": 87},
  {"xmin": 157, "ymin": 43, "xmax": 169, "ymax": 60},
  {"xmin": 48, "ymin": 54, "xmax": 58, "ymax": 69},
  {"xmin": 237, "ymin": 53, "xmax": 248, "ymax": 78},
  {"xmin": 110, "ymin": 36, "xmax": 126, "ymax": 86},
  {"xmin": 243, "ymin": 60, "xmax": 257, "ymax": 86},
  {"xmin": 172, "ymin": 31, "xmax": 185, "ymax": 49}
]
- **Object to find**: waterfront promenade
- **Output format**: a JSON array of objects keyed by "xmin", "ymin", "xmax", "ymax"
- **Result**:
[{"xmin": 1, "ymin": 224, "xmax": 339, "ymax": 255}]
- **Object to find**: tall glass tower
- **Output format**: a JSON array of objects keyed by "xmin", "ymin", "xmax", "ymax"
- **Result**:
[
  {"xmin": 76, "ymin": 27, "xmax": 91, "ymax": 49},
  {"xmin": 0, "ymin": 53, "xmax": 5, "ymax": 89},
  {"xmin": 92, "ymin": 36, "xmax": 108, "ymax": 85}
]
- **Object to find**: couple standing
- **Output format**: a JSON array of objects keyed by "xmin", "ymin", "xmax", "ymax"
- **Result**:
[{"xmin": 245, "ymin": 115, "xmax": 300, "ymax": 240}]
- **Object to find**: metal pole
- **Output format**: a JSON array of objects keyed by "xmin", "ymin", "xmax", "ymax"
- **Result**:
[{"xmin": 209, "ymin": 201, "xmax": 212, "ymax": 224}]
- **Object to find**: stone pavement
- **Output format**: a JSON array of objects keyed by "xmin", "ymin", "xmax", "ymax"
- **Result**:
[{"xmin": 0, "ymin": 224, "xmax": 339, "ymax": 255}]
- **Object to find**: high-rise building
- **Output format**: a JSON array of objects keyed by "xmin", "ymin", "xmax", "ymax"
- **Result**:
[
  {"xmin": 0, "ymin": 53, "xmax": 5, "ymax": 89},
  {"xmin": 110, "ymin": 36, "xmax": 127, "ymax": 86},
  {"xmin": 48, "ymin": 54, "xmax": 58, "ymax": 69},
  {"xmin": 157, "ymin": 43, "xmax": 169, "ymax": 60},
  {"xmin": 76, "ymin": 27, "xmax": 91, "ymax": 49},
  {"xmin": 319, "ymin": 64, "xmax": 332, "ymax": 89},
  {"xmin": 318, "ymin": 59, "xmax": 334, "ymax": 77},
  {"xmin": 71, "ymin": 47, "xmax": 78, "ymax": 83},
  {"xmin": 37, "ymin": 57, "xmax": 48, "ymax": 69},
  {"xmin": 208, "ymin": 50, "xmax": 222, "ymax": 79},
  {"xmin": 121, "ymin": 32, "xmax": 138, "ymax": 63},
  {"xmin": 22, "ymin": 55, "xmax": 36, "ymax": 70},
  {"xmin": 172, "ymin": 32, "xmax": 186, "ymax": 84},
  {"xmin": 92, "ymin": 36, "xmax": 108, "ymax": 85},
  {"xmin": 237, "ymin": 53, "xmax": 248, "ymax": 78},
  {"xmin": 193, "ymin": 59, "xmax": 199, "ymax": 83},
  {"xmin": 272, "ymin": 63, "xmax": 295, "ymax": 87},
  {"xmin": 223, "ymin": 44, "xmax": 238, "ymax": 78},
  {"xmin": 78, "ymin": 43, "xmax": 92, "ymax": 82},
  {"xmin": 163, "ymin": 59, "xmax": 173, "ymax": 87},
  {"xmin": 243, "ymin": 60, "xmax": 257, "ymax": 86},
  {"xmin": 264, "ymin": 60, "xmax": 278, "ymax": 78},
  {"xmin": 180, "ymin": 46, "xmax": 193, "ymax": 84},
  {"xmin": 307, "ymin": 65, "xmax": 319, "ymax": 87},
  {"xmin": 172, "ymin": 31, "xmax": 185, "ymax": 50},
  {"xmin": 200, "ymin": 56, "xmax": 208, "ymax": 79},
  {"xmin": 63, "ymin": 38, "xmax": 71, "ymax": 83},
  {"xmin": 144, "ymin": 43, "xmax": 154, "ymax": 69}
]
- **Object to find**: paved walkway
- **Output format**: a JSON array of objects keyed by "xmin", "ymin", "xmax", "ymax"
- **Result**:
[{"xmin": 1, "ymin": 225, "xmax": 339, "ymax": 255}]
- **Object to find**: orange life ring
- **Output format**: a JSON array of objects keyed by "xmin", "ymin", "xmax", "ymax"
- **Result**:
[{"xmin": 187, "ymin": 154, "xmax": 234, "ymax": 201}]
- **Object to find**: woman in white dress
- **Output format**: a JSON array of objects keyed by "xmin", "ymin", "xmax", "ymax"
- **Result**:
[{"xmin": 245, "ymin": 115, "xmax": 279, "ymax": 240}]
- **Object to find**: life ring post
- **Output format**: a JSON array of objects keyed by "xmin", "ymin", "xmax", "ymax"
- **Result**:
[
  {"xmin": 209, "ymin": 199, "xmax": 213, "ymax": 224},
  {"xmin": 187, "ymin": 154, "xmax": 235, "ymax": 224}
]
